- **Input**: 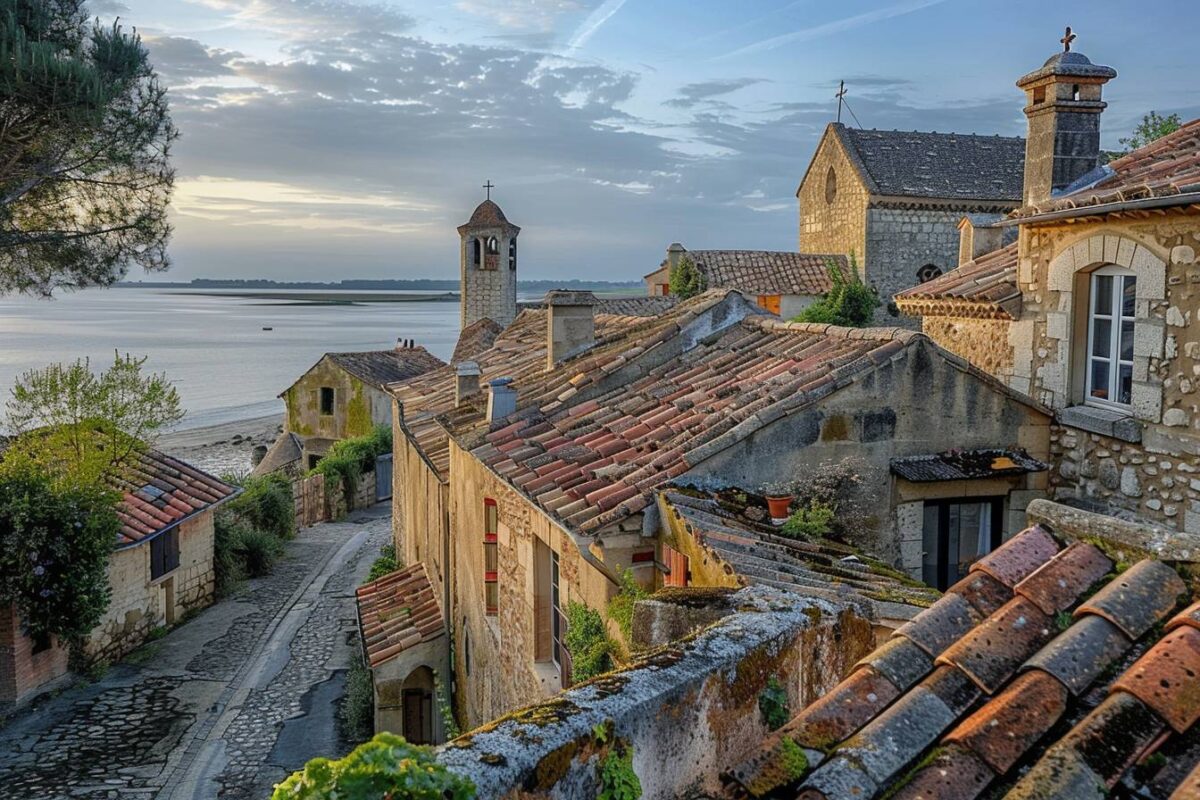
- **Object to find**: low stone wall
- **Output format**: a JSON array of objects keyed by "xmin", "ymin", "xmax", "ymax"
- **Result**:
[
  {"xmin": 1026, "ymin": 497, "xmax": 1200, "ymax": 562},
  {"xmin": 436, "ymin": 586, "xmax": 874, "ymax": 799}
]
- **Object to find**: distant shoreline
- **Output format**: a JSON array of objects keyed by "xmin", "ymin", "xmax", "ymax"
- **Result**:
[
  {"xmin": 119, "ymin": 278, "xmax": 643, "ymax": 292},
  {"xmin": 171, "ymin": 290, "xmax": 460, "ymax": 304}
]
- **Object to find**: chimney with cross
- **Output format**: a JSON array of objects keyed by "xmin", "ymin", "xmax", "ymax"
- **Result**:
[
  {"xmin": 1016, "ymin": 27, "xmax": 1117, "ymax": 206},
  {"xmin": 457, "ymin": 181, "xmax": 521, "ymax": 329}
]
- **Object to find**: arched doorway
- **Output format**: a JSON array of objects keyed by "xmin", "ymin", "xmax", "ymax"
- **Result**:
[{"xmin": 401, "ymin": 666, "xmax": 435, "ymax": 744}]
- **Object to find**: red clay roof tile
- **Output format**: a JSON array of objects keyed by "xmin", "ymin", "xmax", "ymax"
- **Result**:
[
  {"xmin": 893, "ymin": 592, "xmax": 983, "ymax": 658},
  {"xmin": 1075, "ymin": 559, "xmax": 1187, "ymax": 640},
  {"xmin": 895, "ymin": 241, "xmax": 1020, "ymax": 320},
  {"xmin": 968, "ymin": 525, "xmax": 1059, "ymax": 588},
  {"xmin": 1049, "ymin": 691, "xmax": 1166, "ymax": 785},
  {"xmin": 1014, "ymin": 540, "xmax": 1112, "ymax": 615},
  {"xmin": 1022, "ymin": 614, "xmax": 1132, "ymax": 696},
  {"xmin": 1171, "ymin": 759, "xmax": 1200, "ymax": 800},
  {"xmin": 355, "ymin": 563, "xmax": 445, "ymax": 668},
  {"xmin": 944, "ymin": 669, "xmax": 1068, "ymax": 774},
  {"xmin": 937, "ymin": 596, "xmax": 1055, "ymax": 694},
  {"xmin": 855, "ymin": 636, "xmax": 934, "ymax": 691},
  {"xmin": 1112, "ymin": 626, "xmax": 1200, "ymax": 734},
  {"xmin": 111, "ymin": 449, "xmax": 237, "ymax": 547},
  {"xmin": 887, "ymin": 744, "xmax": 994, "ymax": 800},
  {"xmin": 946, "ymin": 571, "xmax": 1012, "ymax": 618}
]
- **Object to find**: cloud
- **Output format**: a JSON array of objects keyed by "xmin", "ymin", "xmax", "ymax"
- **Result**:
[
  {"xmin": 664, "ymin": 78, "xmax": 765, "ymax": 109},
  {"xmin": 88, "ymin": 0, "xmax": 129, "ymax": 13},
  {"xmin": 718, "ymin": 0, "xmax": 950, "ymax": 59},
  {"xmin": 188, "ymin": 0, "xmax": 415, "ymax": 38},
  {"xmin": 144, "ymin": 36, "xmax": 242, "ymax": 82},
  {"xmin": 457, "ymin": 0, "xmax": 582, "ymax": 33},
  {"xmin": 566, "ymin": 0, "xmax": 629, "ymax": 51}
]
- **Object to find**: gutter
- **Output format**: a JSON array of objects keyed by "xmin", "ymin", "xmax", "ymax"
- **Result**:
[{"xmin": 999, "ymin": 188, "xmax": 1200, "ymax": 226}]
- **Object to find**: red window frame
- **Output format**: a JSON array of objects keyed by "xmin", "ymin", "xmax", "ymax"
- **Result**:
[{"xmin": 484, "ymin": 498, "xmax": 498, "ymax": 615}]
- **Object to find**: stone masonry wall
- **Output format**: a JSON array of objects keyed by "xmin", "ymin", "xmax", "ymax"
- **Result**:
[
  {"xmin": 393, "ymin": 418, "xmax": 450, "ymax": 608},
  {"xmin": 283, "ymin": 357, "xmax": 381, "ymax": 441},
  {"xmin": 461, "ymin": 228, "xmax": 518, "ymax": 329},
  {"xmin": 920, "ymin": 315, "xmax": 1015, "ymax": 382},
  {"xmin": 0, "ymin": 606, "xmax": 70, "ymax": 707},
  {"xmin": 797, "ymin": 132, "xmax": 869, "ymax": 270}
]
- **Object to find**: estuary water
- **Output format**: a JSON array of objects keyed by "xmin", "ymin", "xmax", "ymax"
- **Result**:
[{"xmin": 0, "ymin": 288, "xmax": 462, "ymax": 431}]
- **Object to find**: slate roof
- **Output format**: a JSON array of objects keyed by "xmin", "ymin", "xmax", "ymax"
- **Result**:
[
  {"xmin": 465, "ymin": 319, "xmax": 927, "ymax": 536},
  {"xmin": 890, "ymin": 448, "xmax": 1048, "ymax": 483},
  {"xmin": 323, "ymin": 347, "xmax": 445, "ymax": 392},
  {"xmin": 355, "ymin": 563, "xmax": 445, "ymax": 668},
  {"xmin": 1013, "ymin": 118, "xmax": 1200, "ymax": 221},
  {"xmin": 661, "ymin": 490, "xmax": 939, "ymax": 621},
  {"xmin": 726, "ymin": 524, "xmax": 1200, "ymax": 800},
  {"xmin": 518, "ymin": 296, "xmax": 681, "ymax": 317},
  {"xmin": 893, "ymin": 242, "xmax": 1020, "ymax": 319},
  {"xmin": 451, "ymin": 317, "xmax": 505, "ymax": 364},
  {"xmin": 687, "ymin": 251, "xmax": 841, "ymax": 297},
  {"xmin": 829, "ymin": 123, "xmax": 1026, "ymax": 203},
  {"xmin": 112, "ymin": 449, "xmax": 238, "ymax": 547}
]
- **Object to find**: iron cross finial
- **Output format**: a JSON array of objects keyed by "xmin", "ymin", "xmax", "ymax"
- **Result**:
[
  {"xmin": 835, "ymin": 80, "xmax": 847, "ymax": 123},
  {"xmin": 1061, "ymin": 26, "xmax": 1076, "ymax": 52},
  {"xmin": 483, "ymin": 180, "xmax": 495, "ymax": 200}
]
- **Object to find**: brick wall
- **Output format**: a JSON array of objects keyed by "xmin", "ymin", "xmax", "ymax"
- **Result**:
[{"xmin": 0, "ymin": 606, "xmax": 70, "ymax": 707}]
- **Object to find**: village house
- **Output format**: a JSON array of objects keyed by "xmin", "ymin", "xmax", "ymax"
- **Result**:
[
  {"xmin": 897, "ymin": 41, "xmax": 1200, "ymax": 535},
  {"xmin": 275, "ymin": 341, "xmax": 444, "ymax": 471},
  {"xmin": 0, "ymin": 449, "xmax": 236, "ymax": 707}
]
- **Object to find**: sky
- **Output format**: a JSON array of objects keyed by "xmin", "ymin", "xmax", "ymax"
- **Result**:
[{"xmin": 98, "ymin": 0, "xmax": 1200, "ymax": 283}]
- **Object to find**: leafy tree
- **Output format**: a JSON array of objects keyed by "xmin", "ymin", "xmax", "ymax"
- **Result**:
[
  {"xmin": 1119, "ymin": 111, "xmax": 1182, "ymax": 154},
  {"xmin": 668, "ymin": 255, "xmax": 707, "ymax": 299},
  {"xmin": 5, "ymin": 352, "xmax": 182, "ymax": 487},
  {"xmin": 0, "ymin": 0, "xmax": 177, "ymax": 296},
  {"xmin": 793, "ymin": 254, "xmax": 879, "ymax": 328}
]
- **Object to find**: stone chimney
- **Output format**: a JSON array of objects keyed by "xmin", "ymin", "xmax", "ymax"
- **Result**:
[
  {"xmin": 957, "ymin": 217, "xmax": 1005, "ymax": 266},
  {"xmin": 1017, "ymin": 36, "xmax": 1116, "ymax": 206},
  {"xmin": 666, "ymin": 243, "xmax": 686, "ymax": 271},
  {"xmin": 486, "ymin": 377, "xmax": 517, "ymax": 424},
  {"xmin": 455, "ymin": 361, "xmax": 481, "ymax": 407},
  {"xmin": 546, "ymin": 290, "xmax": 597, "ymax": 368}
]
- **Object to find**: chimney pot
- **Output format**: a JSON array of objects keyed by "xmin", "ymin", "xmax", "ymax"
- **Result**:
[
  {"xmin": 487, "ymin": 377, "xmax": 517, "ymax": 423},
  {"xmin": 545, "ymin": 290, "xmax": 597, "ymax": 368},
  {"xmin": 455, "ymin": 360, "xmax": 482, "ymax": 407}
]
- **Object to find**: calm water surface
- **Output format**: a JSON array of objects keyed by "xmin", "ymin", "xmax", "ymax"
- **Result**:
[{"xmin": 0, "ymin": 288, "xmax": 462, "ymax": 430}]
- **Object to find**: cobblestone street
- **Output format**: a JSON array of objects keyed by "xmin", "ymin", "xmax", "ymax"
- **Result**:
[{"xmin": 0, "ymin": 505, "xmax": 391, "ymax": 800}]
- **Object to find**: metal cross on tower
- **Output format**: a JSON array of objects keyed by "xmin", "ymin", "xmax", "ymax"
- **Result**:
[
  {"xmin": 1061, "ymin": 26, "xmax": 1077, "ymax": 52},
  {"xmin": 483, "ymin": 180, "xmax": 495, "ymax": 200},
  {"xmin": 835, "ymin": 80, "xmax": 847, "ymax": 123}
]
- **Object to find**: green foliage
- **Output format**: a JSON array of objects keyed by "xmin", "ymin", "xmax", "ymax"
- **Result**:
[
  {"xmin": 367, "ymin": 544, "xmax": 400, "ymax": 582},
  {"xmin": 780, "ymin": 501, "xmax": 835, "ymax": 541},
  {"xmin": 435, "ymin": 669, "xmax": 460, "ymax": 740},
  {"xmin": 1119, "ymin": 111, "xmax": 1182, "ymax": 154},
  {"xmin": 214, "ymin": 513, "xmax": 283, "ymax": 588},
  {"xmin": 272, "ymin": 732, "xmax": 475, "ymax": 800},
  {"xmin": 0, "ymin": 0, "xmax": 178, "ymax": 296},
  {"xmin": 668, "ymin": 255, "xmax": 707, "ymax": 299},
  {"xmin": 596, "ymin": 745, "xmax": 641, "ymax": 800},
  {"xmin": 793, "ymin": 254, "xmax": 879, "ymax": 328},
  {"xmin": 565, "ymin": 601, "xmax": 614, "ymax": 682},
  {"xmin": 338, "ymin": 650, "xmax": 374, "ymax": 746},
  {"xmin": 4, "ymin": 353, "xmax": 183, "ymax": 487},
  {"xmin": 0, "ymin": 463, "xmax": 118, "ymax": 644},
  {"xmin": 311, "ymin": 425, "xmax": 392, "ymax": 509},
  {"xmin": 777, "ymin": 737, "xmax": 809, "ymax": 781},
  {"xmin": 224, "ymin": 472, "xmax": 295, "ymax": 540},
  {"xmin": 758, "ymin": 676, "xmax": 790, "ymax": 730},
  {"xmin": 606, "ymin": 569, "xmax": 647, "ymax": 644},
  {"xmin": 789, "ymin": 459, "xmax": 872, "ymax": 544}
]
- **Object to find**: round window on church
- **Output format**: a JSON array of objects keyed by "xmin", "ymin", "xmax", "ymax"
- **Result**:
[
  {"xmin": 917, "ymin": 263, "xmax": 943, "ymax": 283},
  {"xmin": 825, "ymin": 166, "xmax": 837, "ymax": 204}
]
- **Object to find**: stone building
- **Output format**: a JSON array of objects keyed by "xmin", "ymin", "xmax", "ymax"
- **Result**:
[
  {"xmin": 277, "ymin": 342, "xmax": 443, "ymax": 470},
  {"xmin": 797, "ymin": 123, "xmax": 1025, "ymax": 321},
  {"xmin": 459, "ymin": 198, "xmax": 520, "ymax": 329},
  {"xmin": 0, "ymin": 450, "xmax": 235, "ymax": 707},
  {"xmin": 644, "ymin": 243, "xmax": 840, "ymax": 317},
  {"xmin": 898, "ymin": 42, "xmax": 1200, "ymax": 533}
]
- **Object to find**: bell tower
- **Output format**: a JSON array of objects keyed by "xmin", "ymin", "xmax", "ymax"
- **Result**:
[
  {"xmin": 458, "ymin": 182, "xmax": 520, "ymax": 329},
  {"xmin": 1017, "ymin": 28, "xmax": 1116, "ymax": 207}
]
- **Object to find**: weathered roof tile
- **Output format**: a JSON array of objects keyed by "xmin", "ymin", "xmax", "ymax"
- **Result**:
[
  {"xmin": 1112, "ymin": 626, "xmax": 1200, "ymax": 733},
  {"xmin": 944, "ymin": 669, "xmax": 1068, "ymax": 774},
  {"xmin": 968, "ymin": 525, "xmax": 1059, "ymax": 588},
  {"xmin": 1014, "ymin": 540, "xmax": 1112, "ymax": 615},
  {"xmin": 1074, "ymin": 559, "xmax": 1187, "ymax": 639},
  {"xmin": 887, "ymin": 744, "xmax": 994, "ymax": 800},
  {"xmin": 856, "ymin": 636, "xmax": 933, "ymax": 691},
  {"xmin": 937, "ymin": 596, "xmax": 1055, "ymax": 694},
  {"xmin": 1022, "ymin": 614, "xmax": 1132, "ymax": 696},
  {"xmin": 894, "ymin": 592, "xmax": 983, "ymax": 658}
]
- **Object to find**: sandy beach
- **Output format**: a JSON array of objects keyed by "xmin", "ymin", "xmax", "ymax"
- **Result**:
[{"xmin": 157, "ymin": 414, "xmax": 284, "ymax": 477}]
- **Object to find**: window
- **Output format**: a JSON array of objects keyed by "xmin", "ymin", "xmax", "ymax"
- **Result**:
[
  {"xmin": 1086, "ymin": 267, "xmax": 1136, "ymax": 408},
  {"xmin": 463, "ymin": 619, "xmax": 471, "ymax": 676},
  {"xmin": 825, "ymin": 166, "xmax": 838, "ymax": 204},
  {"xmin": 1071, "ymin": 84, "xmax": 1081, "ymax": 101},
  {"xmin": 1033, "ymin": 86, "xmax": 1046, "ymax": 104},
  {"xmin": 483, "ymin": 498, "xmax": 498, "ymax": 615},
  {"xmin": 663, "ymin": 544, "xmax": 689, "ymax": 588},
  {"xmin": 551, "ymin": 551, "xmax": 564, "ymax": 674},
  {"xmin": 31, "ymin": 632, "xmax": 51, "ymax": 655},
  {"xmin": 472, "ymin": 238, "xmax": 481, "ymax": 266},
  {"xmin": 319, "ymin": 386, "xmax": 334, "ymax": 415},
  {"xmin": 151, "ymin": 529, "xmax": 181, "ymax": 580},
  {"xmin": 486, "ymin": 236, "xmax": 500, "ymax": 255},
  {"xmin": 922, "ymin": 498, "xmax": 1002, "ymax": 590},
  {"xmin": 307, "ymin": 454, "xmax": 321, "ymax": 470},
  {"xmin": 917, "ymin": 263, "xmax": 942, "ymax": 283},
  {"xmin": 508, "ymin": 238, "xmax": 517, "ymax": 270}
]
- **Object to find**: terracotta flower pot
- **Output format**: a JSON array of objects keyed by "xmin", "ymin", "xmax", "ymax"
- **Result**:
[{"xmin": 766, "ymin": 495, "xmax": 793, "ymax": 520}]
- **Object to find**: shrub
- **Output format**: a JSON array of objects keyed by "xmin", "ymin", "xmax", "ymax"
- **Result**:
[
  {"xmin": 565, "ymin": 601, "xmax": 614, "ymax": 682},
  {"xmin": 339, "ymin": 651, "xmax": 374, "ymax": 746},
  {"xmin": 606, "ymin": 569, "xmax": 647, "ymax": 644},
  {"xmin": 272, "ymin": 732, "xmax": 475, "ymax": 800},
  {"xmin": 367, "ymin": 544, "xmax": 400, "ymax": 582},
  {"xmin": 597, "ymin": 745, "xmax": 641, "ymax": 800},
  {"xmin": 213, "ymin": 511, "xmax": 246, "ymax": 597},
  {"xmin": 793, "ymin": 254, "xmax": 879, "ymax": 327},
  {"xmin": 225, "ymin": 473, "xmax": 295, "ymax": 540},
  {"xmin": 790, "ymin": 460, "xmax": 873, "ymax": 543},
  {"xmin": 234, "ymin": 524, "xmax": 284, "ymax": 578},
  {"xmin": 312, "ymin": 425, "xmax": 392, "ymax": 509},
  {"xmin": 668, "ymin": 255, "xmax": 707, "ymax": 299},
  {"xmin": 780, "ymin": 501, "xmax": 834, "ymax": 541}
]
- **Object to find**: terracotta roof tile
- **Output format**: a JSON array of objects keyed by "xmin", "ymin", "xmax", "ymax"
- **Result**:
[
  {"xmin": 968, "ymin": 525, "xmax": 1058, "ymax": 588},
  {"xmin": 685, "ymin": 250, "xmax": 844, "ymax": 296},
  {"xmin": 1004, "ymin": 747, "xmax": 1107, "ymax": 800},
  {"xmin": 111, "ymin": 449, "xmax": 238, "ymax": 547},
  {"xmin": 1022, "ymin": 614, "xmax": 1132, "ymax": 696},
  {"xmin": 1013, "ymin": 540, "xmax": 1112, "ymax": 615},
  {"xmin": 1074, "ymin": 559, "xmax": 1187, "ymax": 639},
  {"xmin": 451, "ymin": 317, "xmax": 504, "ymax": 363},
  {"xmin": 944, "ymin": 670, "xmax": 1068, "ymax": 774},
  {"xmin": 936, "ymin": 596, "xmax": 1055, "ymax": 694},
  {"xmin": 946, "ymin": 571, "xmax": 1012, "ymax": 618},
  {"xmin": 894, "ymin": 242, "xmax": 1020, "ymax": 320},
  {"xmin": 796, "ymin": 754, "xmax": 876, "ymax": 800},
  {"xmin": 1171, "ymin": 760, "xmax": 1200, "ymax": 800},
  {"xmin": 887, "ymin": 744, "xmax": 994, "ymax": 800},
  {"xmin": 1168, "ymin": 600, "xmax": 1200, "ymax": 635},
  {"xmin": 855, "ymin": 635, "xmax": 934, "ymax": 691},
  {"xmin": 893, "ymin": 592, "xmax": 982, "ymax": 658},
  {"xmin": 355, "ymin": 563, "xmax": 445, "ymax": 668},
  {"xmin": 1112, "ymin": 626, "xmax": 1200, "ymax": 734}
]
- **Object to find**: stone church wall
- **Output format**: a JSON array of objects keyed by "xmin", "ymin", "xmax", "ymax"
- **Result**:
[{"xmin": 797, "ymin": 133, "xmax": 869, "ymax": 269}]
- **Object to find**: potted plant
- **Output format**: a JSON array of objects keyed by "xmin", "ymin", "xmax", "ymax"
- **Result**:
[{"xmin": 760, "ymin": 481, "xmax": 795, "ymax": 523}]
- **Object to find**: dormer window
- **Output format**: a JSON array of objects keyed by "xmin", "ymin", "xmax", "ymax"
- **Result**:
[{"xmin": 1086, "ymin": 266, "xmax": 1136, "ymax": 408}]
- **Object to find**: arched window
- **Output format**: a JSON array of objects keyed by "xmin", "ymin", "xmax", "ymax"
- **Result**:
[
  {"xmin": 825, "ymin": 166, "xmax": 838, "ymax": 204},
  {"xmin": 486, "ymin": 236, "xmax": 500, "ymax": 255},
  {"xmin": 472, "ymin": 238, "xmax": 481, "ymax": 266},
  {"xmin": 483, "ymin": 498, "xmax": 498, "ymax": 615},
  {"xmin": 1086, "ymin": 265, "xmax": 1136, "ymax": 407},
  {"xmin": 917, "ymin": 263, "xmax": 942, "ymax": 283},
  {"xmin": 508, "ymin": 238, "xmax": 517, "ymax": 270}
]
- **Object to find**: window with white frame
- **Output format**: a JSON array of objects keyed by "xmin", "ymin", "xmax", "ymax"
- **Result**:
[{"xmin": 1086, "ymin": 266, "xmax": 1136, "ymax": 408}]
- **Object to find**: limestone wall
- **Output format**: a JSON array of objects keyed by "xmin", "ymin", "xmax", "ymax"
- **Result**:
[
  {"xmin": 460, "ymin": 228, "xmax": 518, "ymax": 328},
  {"xmin": 284, "ymin": 358, "xmax": 384, "ymax": 441},
  {"xmin": 393, "ymin": 417, "xmax": 450, "ymax": 607},
  {"xmin": 436, "ymin": 586, "xmax": 874, "ymax": 799},
  {"xmin": 797, "ymin": 133, "xmax": 869, "ymax": 268},
  {"xmin": 920, "ymin": 315, "xmax": 1015, "ymax": 381}
]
